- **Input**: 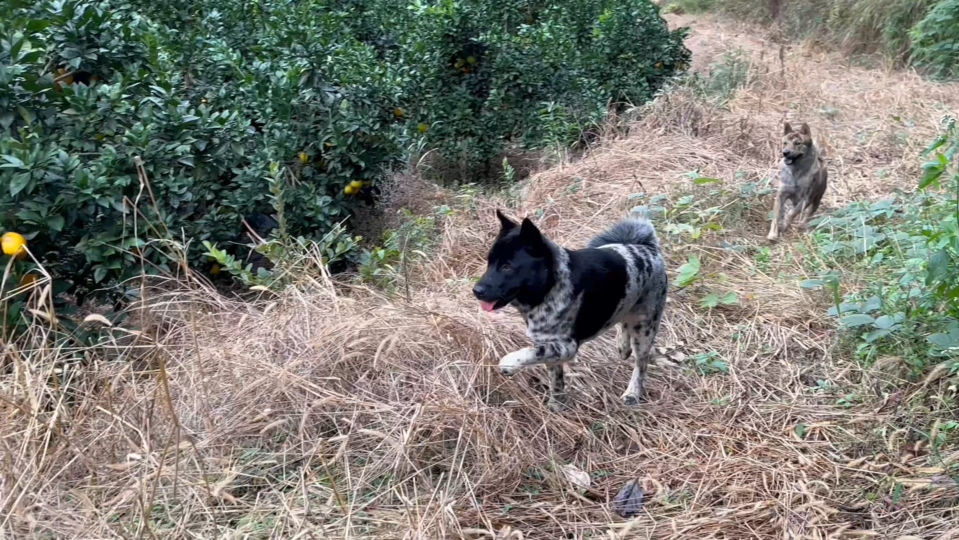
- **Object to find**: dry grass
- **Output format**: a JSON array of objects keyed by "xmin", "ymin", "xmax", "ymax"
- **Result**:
[{"xmin": 4, "ymin": 14, "xmax": 959, "ymax": 540}]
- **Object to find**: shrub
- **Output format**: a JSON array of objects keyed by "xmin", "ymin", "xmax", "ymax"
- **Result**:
[
  {"xmin": 379, "ymin": 0, "xmax": 690, "ymax": 178},
  {"xmin": 1, "ymin": 0, "xmax": 687, "ymax": 336},
  {"xmin": 801, "ymin": 117, "xmax": 959, "ymax": 373},
  {"xmin": 910, "ymin": 0, "xmax": 959, "ymax": 79},
  {"xmin": 1, "ymin": 0, "xmax": 404, "ymax": 310}
]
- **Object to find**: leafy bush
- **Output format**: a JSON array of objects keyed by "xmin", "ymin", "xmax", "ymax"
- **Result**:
[
  {"xmin": 911, "ymin": 0, "xmax": 959, "ymax": 79},
  {"xmin": 1, "ymin": 0, "xmax": 404, "ymax": 311},
  {"xmin": 1, "ymin": 0, "xmax": 687, "ymax": 337},
  {"xmin": 801, "ymin": 117, "xmax": 959, "ymax": 374},
  {"xmin": 376, "ymin": 0, "xmax": 690, "ymax": 177},
  {"xmin": 689, "ymin": 49, "xmax": 751, "ymax": 105}
]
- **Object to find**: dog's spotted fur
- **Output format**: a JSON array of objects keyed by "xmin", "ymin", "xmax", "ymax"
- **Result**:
[
  {"xmin": 473, "ymin": 212, "xmax": 668, "ymax": 411},
  {"xmin": 768, "ymin": 121, "xmax": 828, "ymax": 241}
]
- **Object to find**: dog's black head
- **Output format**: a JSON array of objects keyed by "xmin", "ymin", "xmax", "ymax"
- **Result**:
[
  {"xmin": 473, "ymin": 210, "xmax": 554, "ymax": 312},
  {"xmin": 782, "ymin": 122, "xmax": 813, "ymax": 165}
]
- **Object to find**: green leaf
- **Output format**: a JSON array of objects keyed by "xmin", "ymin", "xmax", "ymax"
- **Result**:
[
  {"xmin": 919, "ymin": 161, "xmax": 944, "ymax": 189},
  {"xmin": 800, "ymin": 279, "xmax": 823, "ymax": 289},
  {"xmin": 926, "ymin": 249, "xmax": 952, "ymax": 286},
  {"xmin": 692, "ymin": 177, "xmax": 722, "ymax": 185},
  {"xmin": 795, "ymin": 423, "xmax": 807, "ymax": 439},
  {"xmin": 675, "ymin": 255, "xmax": 701, "ymax": 288},
  {"xmin": 94, "ymin": 266, "xmax": 108, "ymax": 284},
  {"xmin": 859, "ymin": 296, "xmax": 882, "ymax": 313},
  {"xmin": 922, "ymin": 134, "xmax": 947, "ymax": 156},
  {"xmin": 47, "ymin": 215, "xmax": 65, "ymax": 232},
  {"xmin": 873, "ymin": 315, "xmax": 897, "ymax": 330},
  {"xmin": 10, "ymin": 173, "xmax": 30, "ymax": 196},
  {"xmin": 719, "ymin": 292, "xmax": 739, "ymax": 305},
  {"xmin": 839, "ymin": 314, "xmax": 876, "ymax": 328},
  {"xmin": 700, "ymin": 292, "xmax": 720, "ymax": 308},
  {"xmin": 928, "ymin": 331, "xmax": 959, "ymax": 351},
  {"xmin": 1, "ymin": 155, "xmax": 25, "ymax": 168}
]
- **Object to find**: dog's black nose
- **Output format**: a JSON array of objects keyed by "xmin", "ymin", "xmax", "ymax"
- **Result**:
[
  {"xmin": 782, "ymin": 150, "xmax": 790, "ymax": 158},
  {"xmin": 472, "ymin": 284, "xmax": 486, "ymax": 299}
]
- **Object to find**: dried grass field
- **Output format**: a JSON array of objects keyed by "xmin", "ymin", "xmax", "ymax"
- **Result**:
[{"xmin": 4, "ymin": 13, "xmax": 959, "ymax": 540}]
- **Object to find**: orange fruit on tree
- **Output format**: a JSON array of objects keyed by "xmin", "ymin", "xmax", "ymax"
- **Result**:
[
  {"xmin": 417, "ymin": 123, "xmax": 429, "ymax": 133},
  {"xmin": 2, "ymin": 232, "xmax": 28, "ymax": 260},
  {"xmin": 20, "ymin": 273, "xmax": 38, "ymax": 286}
]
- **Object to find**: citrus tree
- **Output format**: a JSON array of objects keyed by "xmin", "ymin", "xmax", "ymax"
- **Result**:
[{"xmin": 2, "ymin": 0, "xmax": 687, "ymax": 333}]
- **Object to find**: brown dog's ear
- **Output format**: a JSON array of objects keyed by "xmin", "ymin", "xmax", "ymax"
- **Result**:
[
  {"xmin": 496, "ymin": 209, "xmax": 518, "ymax": 233},
  {"xmin": 520, "ymin": 218, "xmax": 547, "ymax": 256},
  {"xmin": 799, "ymin": 123, "xmax": 812, "ymax": 137},
  {"xmin": 783, "ymin": 122, "xmax": 793, "ymax": 135}
]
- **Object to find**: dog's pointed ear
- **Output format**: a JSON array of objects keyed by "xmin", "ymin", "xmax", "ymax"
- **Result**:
[
  {"xmin": 799, "ymin": 122, "xmax": 812, "ymax": 136},
  {"xmin": 496, "ymin": 210, "xmax": 517, "ymax": 233},
  {"xmin": 783, "ymin": 122, "xmax": 793, "ymax": 135},
  {"xmin": 520, "ymin": 218, "xmax": 547, "ymax": 256}
]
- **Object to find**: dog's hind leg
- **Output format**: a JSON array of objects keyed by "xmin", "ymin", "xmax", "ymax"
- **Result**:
[
  {"xmin": 617, "ymin": 322, "xmax": 632, "ymax": 361},
  {"xmin": 621, "ymin": 308, "xmax": 663, "ymax": 406},
  {"xmin": 546, "ymin": 364, "xmax": 566, "ymax": 412},
  {"xmin": 782, "ymin": 202, "xmax": 802, "ymax": 232},
  {"xmin": 801, "ymin": 194, "xmax": 823, "ymax": 227}
]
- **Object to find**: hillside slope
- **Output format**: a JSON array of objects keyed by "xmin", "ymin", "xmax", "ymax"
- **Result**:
[{"xmin": 5, "ymin": 14, "xmax": 959, "ymax": 540}]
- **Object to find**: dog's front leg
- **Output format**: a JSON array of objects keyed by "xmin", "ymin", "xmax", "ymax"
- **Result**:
[
  {"xmin": 499, "ymin": 341, "xmax": 578, "ymax": 377},
  {"xmin": 767, "ymin": 190, "xmax": 785, "ymax": 241}
]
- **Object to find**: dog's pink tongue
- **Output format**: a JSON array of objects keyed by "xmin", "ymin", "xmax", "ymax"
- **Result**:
[{"xmin": 480, "ymin": 301, "xmax": 496, "ymax": 312}]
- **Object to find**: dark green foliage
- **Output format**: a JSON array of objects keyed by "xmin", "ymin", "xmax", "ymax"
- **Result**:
[
  {"xmin": 911, "ymin": 0, "xmax": 959, "ymax": 79},
  {"xmin": 1, "ymin": 0, "xmax": 686, "ymax": 328},
  {"xmin": 373, "ymin": 0, "xmax": 690, "ymax": 176},
  {"xmin": 1, "ymin": 0, "xmax": 404, "ymax": 311}
]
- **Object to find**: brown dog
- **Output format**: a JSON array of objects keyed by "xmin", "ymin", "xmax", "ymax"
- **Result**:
[{"xmin": 767, "ymin": 122, "xmax": 828, "ymax": 241}]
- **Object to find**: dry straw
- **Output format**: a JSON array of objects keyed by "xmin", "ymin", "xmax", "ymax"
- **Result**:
[{"xmin": 3, "ymin": 14, "xmax": 959, "ymax": 540}]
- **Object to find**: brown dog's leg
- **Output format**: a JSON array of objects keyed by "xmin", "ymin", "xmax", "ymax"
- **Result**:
[
  {"xmin": 782, "ymin": 202, "xmax": 802, "ymax": 232},
  {"xmin": 767, "ymin": 191, "xmax": 784, "ymax": 240}
]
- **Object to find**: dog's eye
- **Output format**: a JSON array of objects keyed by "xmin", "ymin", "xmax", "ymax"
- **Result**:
[{"xmin": 501, "ymin": 263, "xmax": 512, "ymax": 272}]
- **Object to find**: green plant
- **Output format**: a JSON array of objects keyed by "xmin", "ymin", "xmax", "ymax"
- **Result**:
[
  {"xmin": 357, "ymin": 209, "xmax": 437, "ymax": 293},
  {"xmin": 798, "ymin": 117, "xmax": 959, "ymax": 373},
  {"xmin": 690, "ymin": 49, "xmax": 750, "ymax": 105},
  {"xmin": 392, "ymin": 0, "xmax": 690, "ymax": 177},
  {"xmin": 700, "ymin": 291, "xmax": 738, "ymax": 308},
  {"xmin": 692, "ymin": 351, "xmax": 728, "ymax": 375},
  {"xmin": 675, "ymin": 254, "xmax": 702, "ymax": 288},
  {"xmin": 0, "ymin": 0, "xmax": 402, "ymax": 316},
  {"xmin": 911, "ymin": 0, "xmax": 959, "ymax": 79},
  {"xmin": 710, "ymin": 0, "xmax": 936, "ymax": 64},
  {"xmin": 2, "ymin": 0, "xmax": 690, "ymax": 339}
]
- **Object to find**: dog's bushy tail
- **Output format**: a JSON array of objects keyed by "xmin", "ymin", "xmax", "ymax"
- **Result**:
[{"xmin": 587, "ymin": 218, "xmax": 659, "ymax": 250}]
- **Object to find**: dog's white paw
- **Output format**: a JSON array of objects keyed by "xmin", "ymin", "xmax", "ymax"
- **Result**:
[
  {"xmin": 766, "ymin": 232, "xmax": 778, "ymax": 242},
  {"xmin": 498, "ymin": 352, "xmax": 525, "ymax": 376},
  {"xmin": 621, "ymin": 391, "xmax": 643, "ymax": 406}
]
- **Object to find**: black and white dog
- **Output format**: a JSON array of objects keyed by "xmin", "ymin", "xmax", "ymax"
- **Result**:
[{"xmin": 473, "ymin": 211, "xmax": 668, "ymax": 411}]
